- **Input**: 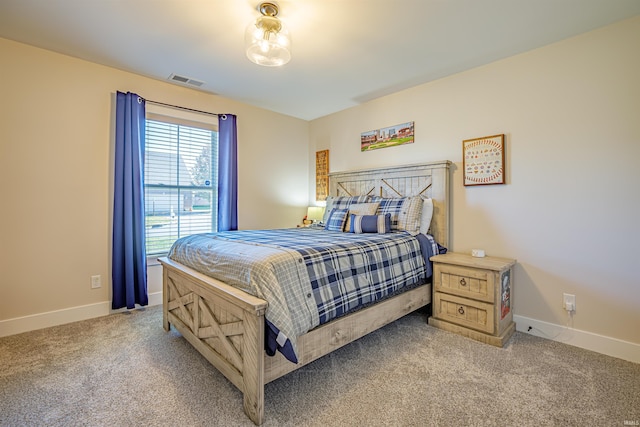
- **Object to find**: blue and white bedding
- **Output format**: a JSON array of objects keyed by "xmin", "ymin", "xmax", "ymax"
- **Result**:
[{"xmin": 168, "ymin": 227, "xmax": 442, "ymax": 363}]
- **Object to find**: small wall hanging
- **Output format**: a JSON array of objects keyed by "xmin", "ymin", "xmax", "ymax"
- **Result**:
[
  {"xmin": 361, "ymin": 121, "xmax": 414, "ymax": 151},
  {"xmin": 315, "ymin": 149, "xmax": 329, "ymax": 201},
  {"xmin": 463, "ymin": 134, "xmax": 505, "ymax": 186}
]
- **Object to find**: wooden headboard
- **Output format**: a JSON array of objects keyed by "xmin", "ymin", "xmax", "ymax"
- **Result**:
[{"xmin": 328, "ymin": 161, "xmax": 451, "ymax": 248}]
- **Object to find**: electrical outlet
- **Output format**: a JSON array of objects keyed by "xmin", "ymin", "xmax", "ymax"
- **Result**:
[
  {"xmin": 91, "ymin": 275, "xmax": 102, "ymax": 289},
  {"xmin": 563, "ymin": 293, "xmax": 576, "ymax": 312}
]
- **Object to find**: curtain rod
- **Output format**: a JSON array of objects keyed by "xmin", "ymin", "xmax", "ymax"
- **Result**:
[{"xmin": 145, "ymin": 99, "xmax": 218, "ymax": 117}]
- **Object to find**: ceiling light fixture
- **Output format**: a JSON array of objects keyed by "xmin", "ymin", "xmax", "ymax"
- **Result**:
[{"xmin": 245, "ymin": 2, "xmax": 291, "ymax": 67}]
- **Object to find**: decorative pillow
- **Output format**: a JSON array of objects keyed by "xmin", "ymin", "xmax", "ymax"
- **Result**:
[
  {"xmin": 397, "ymin": 196, "xmax": 424, "ymax": 233},
  {"xmin": 324, "ymin": 208, "xmax": 349, "ymax": 232},
  {"xmin": 322, "ymin": 195, "xmax": 370, "ymax": 224},
  {"xmin": 419, "ymin": 197, "xmax": 434, "ymax": 235},
  {"xmin": 371, "ymin": 196, "xmax": 423, "ymax": 233},
  {"xmin": 370, "ymin": 197, "xmax": 405, "ymax": 230},
  {"xmin": 344, "ymin": 202, "xmax": 379, "ymax": 231},
  {"xmin": 350, "ymin": 214, "xmax": 391, "ymax": 234}
]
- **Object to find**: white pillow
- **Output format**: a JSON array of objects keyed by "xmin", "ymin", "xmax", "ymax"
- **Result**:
[{"xmin": 419, "ymin": 197, "xmax": 434, "ymax": 235}]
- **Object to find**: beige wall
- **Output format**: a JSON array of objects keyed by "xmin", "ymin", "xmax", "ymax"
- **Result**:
[
  {"xmin": 0, "ymin": 38, "xmax": 309, "ymax": 321},
  {"xmin": 309, "ymin": 17, "xmax": 640, "ymax": 345},
  {"xmin": 1, "ymin": 17, "xmax": 638, "ymax": 356}
]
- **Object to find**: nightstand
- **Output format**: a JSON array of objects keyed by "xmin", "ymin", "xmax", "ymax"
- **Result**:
[{"xmin": 428, "ymin": 252, "xmax": 516, "ymax": 347}]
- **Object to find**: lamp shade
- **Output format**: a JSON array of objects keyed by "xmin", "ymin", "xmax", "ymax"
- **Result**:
[
  {"xmin": 245, "ymin": 4, "xmax": 291, "ymax": 67},
  {"xmin": 306, "ymin": 206, "xmax": 324, "ymax": 222}
]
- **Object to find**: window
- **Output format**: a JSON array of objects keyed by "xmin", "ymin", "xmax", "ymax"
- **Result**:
[{"xmin": 144, "ymin": 113, "xmax": 218, "ymax": 255}]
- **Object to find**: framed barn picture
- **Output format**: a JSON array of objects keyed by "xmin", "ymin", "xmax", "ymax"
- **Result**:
[
  {"xmin": 463, "ymin": 134, "xmax": 505, "ymax": 186},
  {"xmin": 361, "ymin": 122, "xmax": 414, "ymax": 151}
]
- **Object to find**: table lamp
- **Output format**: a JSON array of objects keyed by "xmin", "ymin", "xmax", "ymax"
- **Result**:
[{"xmin": 306, "ymin": 206, "xmax": 325, "ymax": 224}]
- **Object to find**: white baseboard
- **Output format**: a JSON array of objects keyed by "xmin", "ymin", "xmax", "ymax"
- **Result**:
[
  {"xmin": 3, "ymin": 301, "xmax": 638, "ymax": 364},
  {"xmin": 514, "ymin": 315, "xmax": 639, "ymax": 364},
  {"xmin": 0, "ymin": 291, "xmax": 163, "ymax": 338}
]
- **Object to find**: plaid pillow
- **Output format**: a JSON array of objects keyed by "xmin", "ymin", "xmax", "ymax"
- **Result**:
[
  {"xmin": 371, "ymin": 196, "xmax": 423, "ymax": 232},
  {"xmin": 324, "ymin": 208, "xmax": 349, "ymax": 231},
  {"xmin": 397, "ymin": 196, "xmax": 424, "ymax": 233},
  {"xmin": 322, "ymin": 195, "xmax": 370, "ymax": 223},
  {"xmin": 349, "ymin": 213, "xmax": 391, "ymax": 234},
  {"xmin": 370, "ymin": 197, "xmax": 405, "ymax": 230}
]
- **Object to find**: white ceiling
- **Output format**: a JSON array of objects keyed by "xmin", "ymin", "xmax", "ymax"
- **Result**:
[{"xmin": 1, "ymin": 0, "xmax": 639, "ymax": 120}]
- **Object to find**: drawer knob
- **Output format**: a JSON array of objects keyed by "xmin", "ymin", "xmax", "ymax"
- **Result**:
[
  {"xmin": 458, "ymin": 306, "xmax": 465, "ymax": 315},
  {"xmin": 459, "ymin": 278, "xmax": 467, "ymax": 286}
]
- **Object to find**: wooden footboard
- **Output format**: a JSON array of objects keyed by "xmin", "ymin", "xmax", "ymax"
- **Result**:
[
  {"xmin": 160, "ymin": 257, "xmax": 268, "ymax": 424},
  {"xmin": 160, "ymin": 256, "xmax": 431, "ymax": 425}
]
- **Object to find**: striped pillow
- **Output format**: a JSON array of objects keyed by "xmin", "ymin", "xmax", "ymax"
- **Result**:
[
  {"xmin": 349, "ymin": 214, "xmax": 391, "ymax": 234},
  {"xmin": 344, "ymin": 202, "xmax": 379, "ymax": 232}
]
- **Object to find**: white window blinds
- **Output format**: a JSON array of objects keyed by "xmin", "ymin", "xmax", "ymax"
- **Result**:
[{"xmin": 144, "ymin": 108, "xmax": 219, "ymax": 255}]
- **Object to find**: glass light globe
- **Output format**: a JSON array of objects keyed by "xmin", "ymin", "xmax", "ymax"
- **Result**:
[{"xmin": 245, "ymin": 19, "xmax": 291, "ymax": 67}]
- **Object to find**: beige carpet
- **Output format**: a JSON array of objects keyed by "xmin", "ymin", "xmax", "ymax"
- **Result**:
[{"xmin": 1, "ymin": 305, "xmax": 638, "ymax": 426}]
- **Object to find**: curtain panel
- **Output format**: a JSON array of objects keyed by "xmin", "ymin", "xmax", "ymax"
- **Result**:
[
  {"xmin": 112, "ymin": 91, "xmax": 148, "ymax": 309},
  {"xmin": 218, "ymin": 114, "xmax": 238, "ymax": 231}
]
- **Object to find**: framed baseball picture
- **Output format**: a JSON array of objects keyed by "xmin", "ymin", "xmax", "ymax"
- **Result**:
[{"xmin": 463, "ymin": 134, "xmax": 505, "ymax": 186}]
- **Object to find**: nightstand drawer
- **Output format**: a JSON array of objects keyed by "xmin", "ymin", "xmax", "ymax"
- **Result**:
[
  {"xmin": 433, "ymin": 292, "xmax": 494, "ymax": 334},
  {"xmin": 434, "ymin": 264, "xmax": 494, "ymax": 303}
]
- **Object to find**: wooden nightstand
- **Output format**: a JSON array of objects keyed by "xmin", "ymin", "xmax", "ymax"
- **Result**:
[{"xmin": 428, "ymin": 252, "xmax": 516, "ymax": 347}]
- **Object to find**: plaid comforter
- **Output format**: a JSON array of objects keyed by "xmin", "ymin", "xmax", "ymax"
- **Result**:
[{"xmin": 168, "ymin": 227, "xmax": 437, "ymax": 363}]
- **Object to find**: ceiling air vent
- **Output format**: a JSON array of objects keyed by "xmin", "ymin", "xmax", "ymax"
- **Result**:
[{"xmin": 168, "ymin": 73, "xmax": 205, "ymax": 88}]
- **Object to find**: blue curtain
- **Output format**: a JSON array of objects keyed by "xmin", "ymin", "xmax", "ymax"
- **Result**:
[
  {"xmin": 218, "ymin": 114, "xmax": 238, "ymax": 231},
  {"xmin": 112, "ymin": 91, "xmax": 148, "ymax": 309}
]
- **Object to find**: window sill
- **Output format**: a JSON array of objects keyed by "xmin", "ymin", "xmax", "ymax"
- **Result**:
[{"xmin": 146, "ymin": 255, "xmax": 166, "ymax": 267}]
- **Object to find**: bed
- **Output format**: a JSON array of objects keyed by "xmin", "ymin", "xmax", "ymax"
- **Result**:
[{"xmin": 159, "ymin": 161, "xmax": 451, "ymax": 425}]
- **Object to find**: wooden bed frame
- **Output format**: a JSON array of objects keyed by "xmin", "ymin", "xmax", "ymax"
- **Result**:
[{"xmin": 159, "ymin": 161, "xmax": 451, "ymax": 425}]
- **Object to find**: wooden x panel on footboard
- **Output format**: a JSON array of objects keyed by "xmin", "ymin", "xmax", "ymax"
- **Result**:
[{"xmin": 162, "ymin": 258, "xmax": 268, "ymax": 424}]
